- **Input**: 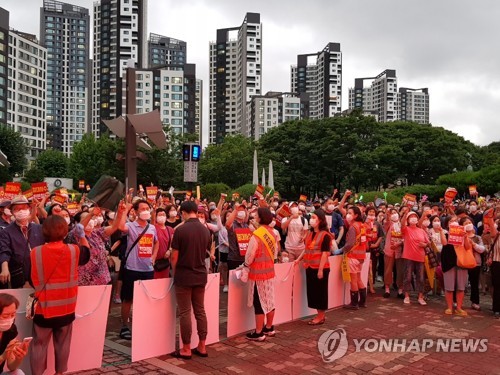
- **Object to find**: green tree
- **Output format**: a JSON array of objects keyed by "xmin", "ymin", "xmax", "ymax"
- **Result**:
[
  {"xmin": 0, "ymin": 125, "xmax": 28, "ymax": 183},
  {"xmin": 25, "ymin": 149, "xmax": 69, "ymax": 182}
]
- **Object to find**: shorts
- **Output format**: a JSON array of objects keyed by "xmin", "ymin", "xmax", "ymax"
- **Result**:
[
  {"xmin": 443, "ymin": 266, "xmax": 468, "ymax": 292},
  {"xmin": 120, "ymin": 269, "xmax": 154, "ymax": 302},
  {"xmin": 349, "ymin": 258, "xmax": 364, "ymax": 273}
]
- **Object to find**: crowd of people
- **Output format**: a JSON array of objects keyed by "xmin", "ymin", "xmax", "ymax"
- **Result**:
[{"xmin": 0, "ymin": 186, "xmax": 498, "ymax": 369}]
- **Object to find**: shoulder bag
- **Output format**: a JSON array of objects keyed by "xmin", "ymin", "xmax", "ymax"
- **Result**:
[{"xmin": 118, "ymin": 224, "xmax": 150, "ymax": 280}]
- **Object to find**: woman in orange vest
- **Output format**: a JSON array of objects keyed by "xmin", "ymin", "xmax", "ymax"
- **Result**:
[
  {"xmin": 244, "ymin": 208, "xmax": 278, "ymax": 342},
  {"xmin": 341, "ymin": 206, "xmax": 368, "ymax": 309},
  {"xmin": 295, "ymin": 209, "xmax": 333, "ymax": 325},
  {"xmin": 30, "ymin": 214, "xmax": 91, "ymax": 375}
]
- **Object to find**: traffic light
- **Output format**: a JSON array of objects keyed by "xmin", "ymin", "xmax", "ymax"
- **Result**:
[
  {"xmin": 182, "ymin": 144, "xmax": 201, "ymax": 162},
  {"xmin": 191, "ymin": 145, "xmax": 201, "ymax": 162},
  {"xmin": 182, "ymin": 144, "xmax": 191, "ymax": 161}
]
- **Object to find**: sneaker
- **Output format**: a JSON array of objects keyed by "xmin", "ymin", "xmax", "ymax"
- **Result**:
[
  {"xmin": 403, "ymin": 297, "xmax": 410, "ymax": 304},
  {"xmin": 376, "ymin": 276, "xmax": 383, "ymax": 282},
  {"xmin": 119, "ymin": 327, "xmax": 132, "ymax": 340},
  {"xmin": 397, "ymin": 293, "xmax": 405, "ymax": 299},
  {"xmin": 471, "ymin": 303, "xmax": 481, "ymax": 311},
  {"xmin": 113, "ymin": 295, "xmax": 122, "ymax": 304},
  {"xmin": 223, "ymin": 285, "xmax": 228, "ymax": 293},
  {"xmin": 455, "ymin": 309, "xmax": 468, "ymax": 317},
  {"xmin": 383, "ymin": 291, "xmax": 390, "ymax": 298},
  {"xmin": 444, "ymin": 308, "xmax": 453, "ymax": 315},
  {"xmin": 262, "ymin": 325, "xmax": 275, "ymax": 337},
  {"xmin": 494, "ymin": 312, "xmax": 500, "ymax": 319},
  {"xmin": 246, "ymin": 330, "xmax": 266, "ymax": 341},
  {"xmin": 453, "ymin": 302, "xmax": 457, "ymax": 308},
  {"xmin": 418, "ymin": 298, "xmax": 427, "ymax": 306}
]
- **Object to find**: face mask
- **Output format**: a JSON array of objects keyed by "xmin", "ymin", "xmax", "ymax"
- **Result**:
[
  {"xmin": 210, "ymin": 215, "xmax": 217, "ymax": 221},
  {"xmin": 209, "ymin": 205, "xmax": 216, "ymax": 210},
  {"xmin": 422, "ymin": 220, "xmax": 430, "ymax": 227},
  {"xmin": 309, "ymin": 218, "xmax": 317, "ymax": 227},
  {"xmin": 464, "ymin": 223, "xmax": 474, "ymax": 232},
  {"xmin": 64, "ymin": 217, "xmax": 71, "ymax": 225},
  {"xmin": 272, "ymin": 202, "xmax": 279, "ymax": 208},
  {"xmin": 169, "ymin": 210, "xmax": 177, "ymax": 218},
  {"xmin": 95, "ymin": 216, "xmax": 104, "ymax": 225},
  {"xmin": 14, "ymin": 209, "xmax": 30, "ymax": 221},
  {"xmin": 408, "ymin": 217, "xmax": 418, "ymax": 225},
  {"xmin": 469, "ymin": 205, "xmax": 477, "ymax": 213},
  {"xmin": 290, "ymin": 207, "xmax": 299, "ymax": 215},
  {"xmin": 0, "ymin": 317, "xmax": 14, "ymax": 332},
  {"xmin": 281, "ymin": 257, "xmax": 289, "ymax": 263},
  {"xmin": 3, "ymin": 208, "xmax": 11, "ymax": 217},
  {"xmin": 432, "ymin": 221, "xmax": 441, "ymax": 229},
  {"xmin": 345, "ymin": 214, "xmax": 353, "ymax": 222},
  {"xmin": 156, "ymin": 216, "xmax": 166, "ymax": 224},
  {"xmin": 139, "ymin": 210, "xmax": 151, "ymax": 221},
  {"xmin": 237, "ymin": 211, "xmax": 246, "ymax": 220},
  {"xmin": 391, "ymin": 214, "xmax": 399, "ymax": 222},
  {"xmin": 298, "ymin": 204, "xmax": 306, "ymax": 211},
  {"xmin": 86, "ymin": 219, "xmax": 95, "ymax": 231},
  {"xmin": 199, "ymin": 217, "xmax": 206, "ymax": 224},
  {"xmin": 270, "ymin": 209, "xmax": 275, "ymax": 215},
  {"xmin": 449, "ymin": 221, "xmax": 459, "ymax": 227},
  {"xmin": 367, "ymin": 215, "xmax": 376, "ymax": 222}
]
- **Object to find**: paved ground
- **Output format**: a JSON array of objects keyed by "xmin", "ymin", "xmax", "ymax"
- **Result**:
[{"xmin": 71, "ymin": 284, "xmax": 500, "ymax": 375}]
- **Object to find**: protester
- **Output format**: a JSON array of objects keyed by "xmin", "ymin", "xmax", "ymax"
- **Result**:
[
  {"xmin": 383, "ymin": 208, "xmax": 404, "ymax": 298},
  {"xmin": 243, "ymin": 208, "xmax": 278, "ymax": 341},
  {"xmin": 0, "ymin": 202, "xmax": 11, "ymax": 230},
  {"xmin": 281, "ymin": 202, "xmax": 308, "ymax": 262},
  {"xmin": 153, "ymin": 208, "xmax": 174, "ymax": 279},
  {"xmin": 170, "ymin": 201, "xmax": 211, "ymax": 358},
  {"xmin": 295, "ymin": 209, "xmax": 332, "ymax": 325},
  {"xmin": 365, "ymin": 207, "xmax": 383, "ymax": 294},
  {"xmin": 0, "ymin": 293, "xmax": 29, "ymax": 374},
  {"xmin": 118, "ymin": 199, "xmax": 159, "ymax": 340},
  {"xmin": 30, "ymin": 215, "xmax": 90, "ymax": 375},
  {"xmin": 341, "ymin": 207, "xmax": 368, "ymax": 309},
  {"xmin": 428, "ymin": 215, "xmax": 447, "ymax": 295},
  {"xmin": 165, "ymin": 204, "xmax": 181, "ymax": 229},
  {"xmin": 485, "ymin": 210, "xmax": 499, "ymax": 318},
  {"xmin": 218, "ymin": 211, "xmax": 230, "ymax": 292},
  {"xmin": 225, "ymin": 202, "xmax": 249, "ymax": 270},
  {"xmin": 0, "ymin": 196, "xmax": 44, "ymax": 289},
  {"xmin": 401, "ymin": 210, "xmax": 429, "ymax": 306},
  {"xmin": 461, "ymin": 217, "xmax": 485, "ymax": 310}
]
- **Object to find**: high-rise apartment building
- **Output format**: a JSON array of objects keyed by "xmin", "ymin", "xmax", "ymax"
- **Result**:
[
  {"xmin": 246, "ymin": 91, "xmax": 308, "ymax": 141},
  {"xmin": 195, "ymin": 78, "xmax": 202, "ymax": 145},
  {"xmin": 121, "ymin": 64, "xmax": 197, "ymax": 136},
  {"xmin": 399, "ymin": 87, "xmax": 429, "ymax": 124},
  {"xmin": 92, "ymin": 0, "xmax": 147, "ymax": 137},
  {"xmin": 348, "ymin": 69, "xmax": 399, "ymax": 122},
  {"xmin": 209, "ymin": 12, "xmax": 262, "ymax": 144},
  {"xmin": 7, "ymin": 30, "xmax": 47, "ymax": 160},
  {"xmin": 148, "ymin": 33, "xmax": 186, "ymax": 68},
  {"xmin": 0, "ymin": 8, "xmax": 8, "ymax": 126},
  {"xmin": 291, "ymin": 42, "xmax": 342, "ymax": 119},
  {"xmin": 40, "ymin": 0, "xmax": 90, "ymax": 156}
]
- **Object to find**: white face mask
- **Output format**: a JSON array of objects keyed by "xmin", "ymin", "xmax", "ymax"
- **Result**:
[
  {"xmin": 298, "ymin": 204, "xmax": 306, "ymax": 211},
  {"xmin": 139, "ymin": 210, "xmax": 151, "ymax": 221},
  {"xmin": 156, "ymin": 215, "xmax": 167, "ymax": 224},
  {"xmin": 199, "ymin": 217, "xmax": 206, "ymax": 224},
  {"xmin": 86, "ymin": 219, "xmax": 95, "ymax": 231},
  {"xmin": 210, "ymin": 215, "xmax": 217, "ymax": 221},
  {"xmin": 281, "ymin": 257, "xmax": 289, "ymax": 263},
  {"xmin": 422, "ymin": 220, "xmax": 430, "ymax": 228},
  {"xmin": 432, "ymin": 221, "xmax": 441, "ymax": 229},
  {"xmin": 309, "ymin": 218, "xmax": 317, "ymax": 227},
  {"xmin": 13, "ymin": 209, "xmax": 30, "ymax": 221},
  {"xmin": 469, "ymin": 205, "xmax": 477, "ymax": 213},
  {"xmin": 391, "ymin": 214, "xmax": 399, "ymax": 222},
  {"xmin": 237, "ymin": 211, "xmax": 246, "ymax": 220},
  {"xmin": 169, "ymin": 210, "xmax": 177, "ymax": 218},
  {"xmin": 291, "ymin": 207, "xmax": 299, "ymax": 215},
  {"xmin": 345, "ymin": 214, "xmax": 353, "ymax": 222},
  {"xmin": 464, "ymin": 223, "xmax": 474, "ymax": 232},
  {"xmin": 408, "ymin": 217, "xmax": 418, "ymax": 225},
  {"xmin": 272, "ymin": 202, "xmax": 279, "ymax": 208},
  {"xmin": 209, "ymin": 205, "xmax": 216, "ymax": 211},
  {"xmin": 95, "ymin": 216, "xmax": 104, "ymax": 225},
  {"xmin": 64, "ymin": 217, "xmax": 71, "ymax": 225},
  {"xmin": 327, "ymin": 204, "xmax": 335, "ymax": 212},
  {"xmin": 367, "ymin": 215, "xmax": 376, "ymax": 222},
  {"xmin": 449, "ymin": 221, "xmax": 459, "ymax": 227},
  {"xmin": 0, "ymin": 317, "xmax": 14, "ymax": 332},
  {"xmin": 270, "ymin": 209, "xmax": 275, "ymax": 215}
]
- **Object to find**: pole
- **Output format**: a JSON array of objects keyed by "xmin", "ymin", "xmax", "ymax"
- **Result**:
[{"xmin": 125, "ymin": 65, "xmax": 137, "ymax": 192}]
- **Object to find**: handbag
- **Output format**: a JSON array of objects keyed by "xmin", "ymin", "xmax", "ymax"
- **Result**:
[
  {"xmin": 425, "ymin": 244, "xmax": 439, "ymax": 269},
  {"xmin": 153, "ymin": 226, "xmax": 171, "ymax": 272},
  {"xmin": 455, "ymin": 245, "xmax": 476, "ymax": 269},
  {"xmin": 118, "ymin": 224, "xmax": 150, "ymax": 280}
]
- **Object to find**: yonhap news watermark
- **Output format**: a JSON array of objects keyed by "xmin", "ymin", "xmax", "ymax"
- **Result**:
[{"xmin": 318, "ymin": 328, "xmax": 488, "ymax": 363}]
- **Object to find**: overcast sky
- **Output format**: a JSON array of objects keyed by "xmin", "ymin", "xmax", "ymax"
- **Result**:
[{"xmin": 3, "ymin": 0, "xmax": 499, "ymax": 147}]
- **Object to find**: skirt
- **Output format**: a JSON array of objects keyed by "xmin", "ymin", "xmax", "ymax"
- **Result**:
[{"xmin": 306, "ymin": 267, "xmax": 330, "ymax": 310}]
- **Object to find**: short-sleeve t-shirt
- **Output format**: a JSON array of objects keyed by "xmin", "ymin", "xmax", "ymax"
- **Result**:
[
  {"xmin": 282, "ymin": 217, "xmax": 308, "ymax": 251},
  {"xmin": 125, "ymin": 221, "xmax": 158, "ymax": 272},
  {"xmin": 402, "ymin": 226, "xmax": 429, "ymax": 263},
  {"xmin": 0, "ymin": 323, "xmax": 17, "ymax": 372}
]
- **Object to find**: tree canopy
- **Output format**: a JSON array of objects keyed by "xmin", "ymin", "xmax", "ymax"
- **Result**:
[{"xmin": 0, "ymin": 125, "xmax": 27, "ymax": 183}]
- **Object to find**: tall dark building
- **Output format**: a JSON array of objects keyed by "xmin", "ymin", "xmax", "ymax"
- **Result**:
[
  {"xmin": 0, "ymin": 8, "xmax": 8, "ymax": 125},
  {"xmin": 40, "ymin": 0, "xmax": 90, "ymax": 155},
  {"xmin": 148, "ymin": 33, "xmax": 186, "ymax": 68}
]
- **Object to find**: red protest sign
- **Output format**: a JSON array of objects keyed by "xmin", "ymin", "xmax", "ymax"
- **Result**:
[
  {"xmin": 469, "ymin": 185, "xmax": 477, "ymax": 196},
  {"xmin": 273, "ymin": 191, "xmax": 279, "ymax": 199},
  {"xmin": 53, "ymin": 195, "xmax": 66, "ymax": 205},
  {"xmin": 23, "ymin": 189, "xmax": 33, "ymax": 200},
  {"xmin": 232, "ymin": 192, "xmax": 240, "ymax": 201},
  {"xmin": 402, "ymin": 193, "xmax": 417, "ymax": 208},
  {"xmin": 448, "ymin": 226, "xmax": 465, "ymax": 246},
  {"xmin": 78, "ymin": 180, "xmax": 85, "ymax": 190},
  {"xmin": 66, "ymin": 203, "xmax": 79, "ymax": 216},
  {"xmin": 254, "ymin": 184, "xmax": 264, "ymax": 200},
  {"xmin": 444, "ymin": 187, "xmax": 458, "ymax": 204},
  {"xmin": 31, "ymin": 182, "xmax": 48, "ymax": 201},
  {"xmin": 146, "ymin": 186, "xmax": 158, "ymax": 203},
  {"xmin": 234, "ymin": 228, "xmax": 252, "ymax": 256},
  {"xmin": 275, "ymin": 204, "xmax": 291, "ymax": 229},
  {"xmin": 4, "ymin": 182, "xmax": 21, "ymax": 200},
  {"xmin": 299, "ymin": 194, "xmax": 307, "ymax": 202},
  {"xmin": 0, "ymin": 187, "xmax": 4, "ymax": 198}
]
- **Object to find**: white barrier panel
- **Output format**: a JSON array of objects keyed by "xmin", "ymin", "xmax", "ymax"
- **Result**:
[
  {"xmin": 292, "ymin": 264, "xmax": 316, "ymax": 320},
  {"xmin": 343, "ymin": 253, "xmax": 371, "ymax": 305},
  {"xmin": 132, "ymin": 278, "xmax": 176, "ymax": 362},
  {"xmin": 179, "ymin": 273, "xmax": 220, "ymax": 349},
  {"xmin": 273, "ymin": 262, "xmax": 294, "ymax": 325},
  {"xmin": 226, "ymin": 270, "xmax": 255, "ymax": 337},
  {"xmin": 328, "ymin": 255, "xmax": 345, "ymax": 309},
  {"xmin": 9, "ymin": 285, "xmax": 111, "ymax": 375}
]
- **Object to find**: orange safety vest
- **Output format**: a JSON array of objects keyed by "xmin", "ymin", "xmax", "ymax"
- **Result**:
[
  {"xmin": 30, "ymin": 242, "xmax": 79, "ymax": 319},
  {"xmin": 347, "ymin": 222, "xmax": 368, "ymax": 260},
  {"xmin": 303, "ymin": 231, "xmax": 331, "ymax": 269},
  {"xmin": 249, "ymin": 226, "xmax": 275, "ymax": 281}
]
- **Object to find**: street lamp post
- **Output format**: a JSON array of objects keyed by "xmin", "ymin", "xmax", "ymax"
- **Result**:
[{"xmin": 125, "ymin": 63, "xmax": 137, "ymax": 192}]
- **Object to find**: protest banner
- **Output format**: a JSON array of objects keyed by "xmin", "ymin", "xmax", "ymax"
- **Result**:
[
  {"xmin": 448, "ymin": 226, "xmax": 465, "ymax": 246},
  {"xmin": 469, "ymin": 185, "xmax": 477, "ymax": 196},
  {"xmin": 53, "ymin": 194, "xmax": 66, "ymax": 205},
  {"xmin": 273, "ymin": 191, "xmax": 280, "ymax": 199},
  {"xmin": 232, "ymin": 192, "xmax": 240, "ymax": 201},
  {"xmin": 79, "ymin": 180, "xmax": 85, "ymax": 189},
  {"xmin": 4, "ymin": 182, "xmax": 21, "ymax": 199},
  {"xmin": 402, "ymin": 193, "xmax": 417, "ymax": 208},
  {"xmin": 66, "ymin": 203, "xmax": 80, "ymax": 215},
  {"xmin": 146, "ymin": 186, "xmax": 158, "ymax": 203},
  {"xmin": 23, "ymin": 189, "xmax": 33, "ymax": 200},
  {"xmin": 299, "ymin": 194, "xmax": 307, "ymax": 202},
  {"xmin": 274, "ymin": 204, "xmax": 291, "ymax": 229},
  {"xmin": 0, "ymin": 187, "xmax": 4, "ymax": 198},
  {"xmin": 254, "ymin": 184, "xmax": 264, "ymax": 199},
  {"xmin": 234, "ymin": 228, "xmax": 252, "ymax": 256},
  {"xmin": 444, "ymin": 187, "xmax": 458, "ymax": 204}
]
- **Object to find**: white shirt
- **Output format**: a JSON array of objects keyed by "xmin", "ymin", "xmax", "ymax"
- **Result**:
[{"xmin": 282, "ymin": 216, "xmax": 308, "ymax": 251}]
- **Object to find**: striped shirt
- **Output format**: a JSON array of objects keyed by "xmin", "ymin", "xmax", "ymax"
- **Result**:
[{"xmin": 491, "ymin": 234, "xmax": 500, "ymax": 262}]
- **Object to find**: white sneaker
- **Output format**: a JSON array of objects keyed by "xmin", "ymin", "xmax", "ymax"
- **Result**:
[
  {"xmin": 223, "ymin": 285, "xmax": 228, "ymax": 293},
  {"xmin": 418, "ymin": 298, "xmax": 427, "ymax": 306},
  {"xmin": 404, "ymin": 297, "xmax": 410, "ymax": 304}
]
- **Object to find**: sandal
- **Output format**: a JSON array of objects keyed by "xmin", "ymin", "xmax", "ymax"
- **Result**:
[
  {"xmin": 171, "ymin": 350, "xmax": 192, "ymax": 360},
  {"xmin": 119, "ymin": 327, "xmax": 132, "ymax": 340},
  {"xmin": 308, "ymin": 318, "xmax": 325, "ymax": 325},
  {"xmin": 193, "ymin": 348, "xmax": 208, "ymax": 357}
]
